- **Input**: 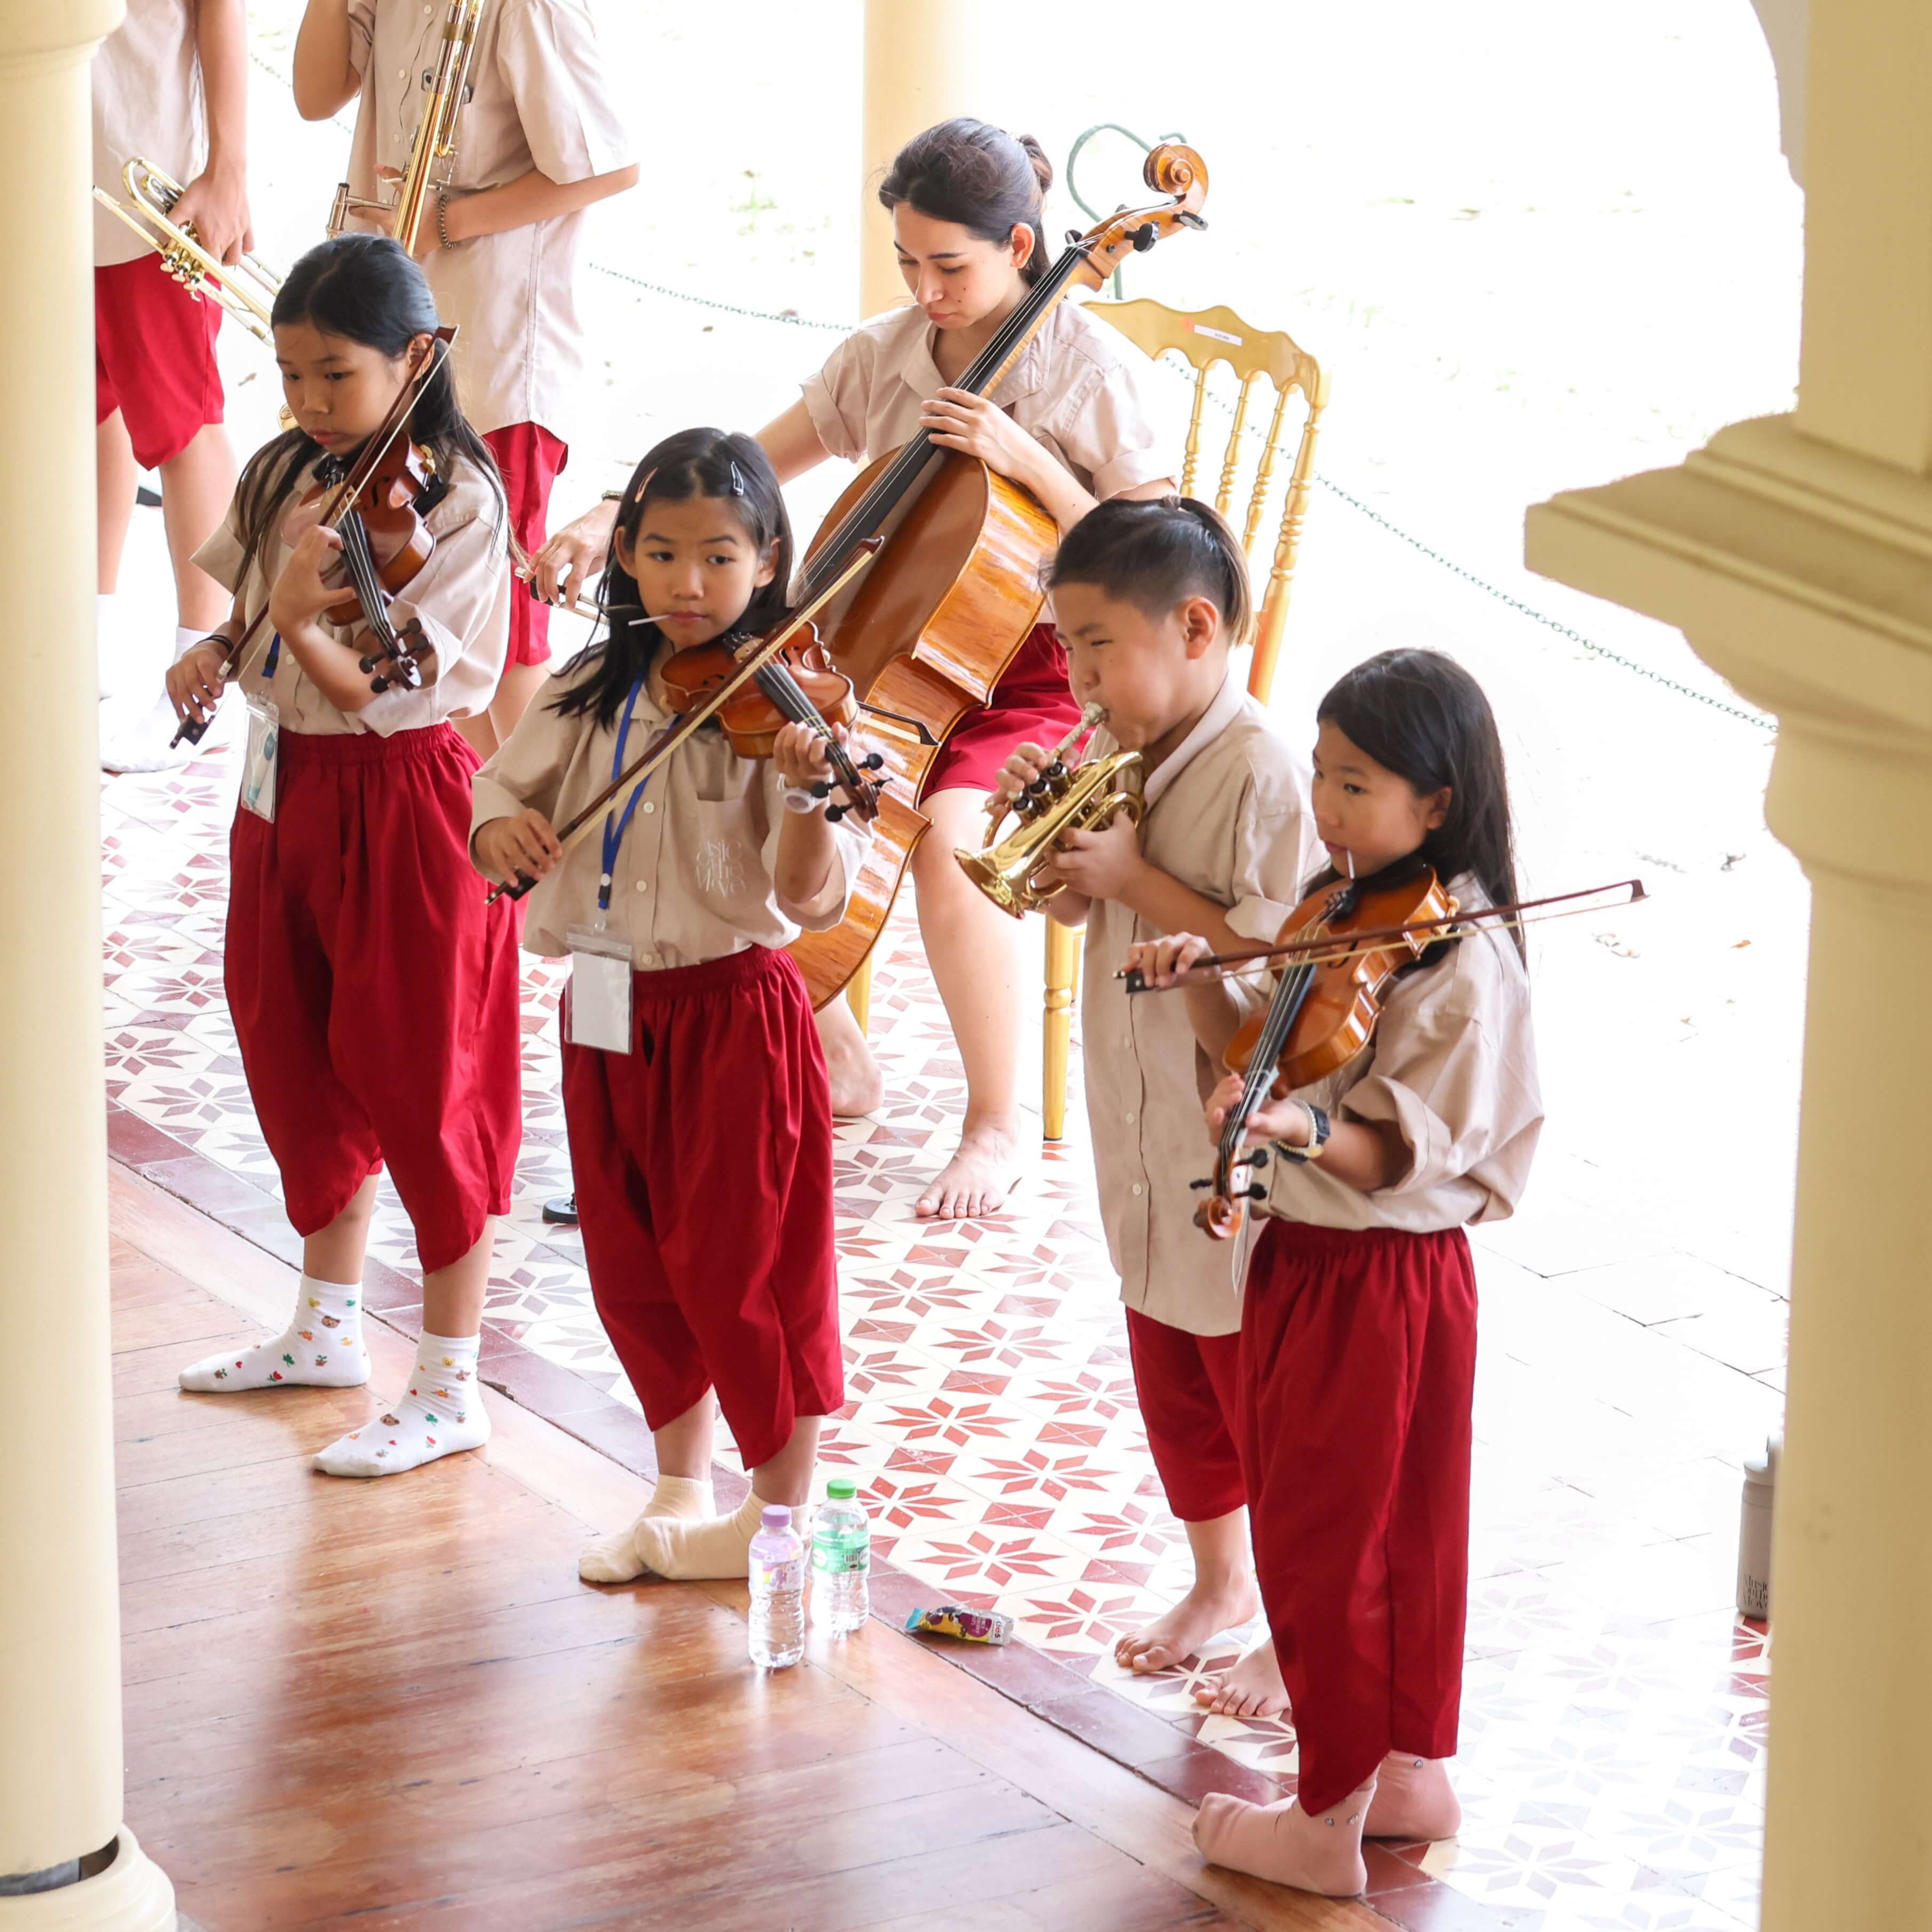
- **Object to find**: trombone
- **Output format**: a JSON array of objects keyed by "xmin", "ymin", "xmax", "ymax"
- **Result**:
[
  {"xmin": 92, "ymin": 157, "xmax": 282, "ymax": 342},
  {"xmin": 327, "ymin": 0, "xmax": 483, "ymax": 251}
]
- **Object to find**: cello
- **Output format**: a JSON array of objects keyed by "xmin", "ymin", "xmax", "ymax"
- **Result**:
[{"xmin": 785, "ymin": 143, "xmax": 1210, "ymax": 1009}]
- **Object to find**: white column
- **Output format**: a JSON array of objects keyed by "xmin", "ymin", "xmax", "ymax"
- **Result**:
[
  {"xmin": 0, "ymin": 1, "xmax": 175, "ymax": 1923},
  {"xmin": 858, "ymin": 0, "xmax": 996, "ymax": 318},
  {"xmin": 1524, "ymin": 5, "xmax": 1932, "ymax": 1921}
]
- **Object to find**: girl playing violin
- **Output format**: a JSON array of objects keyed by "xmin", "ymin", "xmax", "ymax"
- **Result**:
[
  {"xmin": 170, "ymin": 234, "xmax": 523, "ymax": 1480},
  {"xmin": 538, "ymin": 119, "xmax": 1174, "ymax": 1219},
  {"xmin": 1141, "ymin": 649, "xmax": 1543, "ymax": 1896},
  {"xmin": 294, "ymin": 0, "xmax": 638, "ymax": 754},
  {"xmin": 471, "ymin": 429, "xmax": 870, "ymax": 1584}
]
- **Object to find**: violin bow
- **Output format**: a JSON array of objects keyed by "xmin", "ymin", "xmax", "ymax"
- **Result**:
[
  {"xmin": 483, "ymin": 539, "xmax": 882, "ymax": 906},
  {"xmin": 1119, "ymin": 879, "xmax": 1649, "ymax": 993},
  {"xmin": 170, "ymin": 334, "xmax": 456, "ymax": 746}
]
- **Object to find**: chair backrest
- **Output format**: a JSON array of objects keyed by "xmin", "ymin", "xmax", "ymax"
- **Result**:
[{"xmin": 1087, "ymin": 298, "xmax": 1329, "ymax": 705}]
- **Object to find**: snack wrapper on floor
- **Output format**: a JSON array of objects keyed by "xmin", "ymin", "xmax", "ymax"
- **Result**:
[{"xmin": 904, "ymin": 1604, "xmax": 1013, "ymax": 1645}]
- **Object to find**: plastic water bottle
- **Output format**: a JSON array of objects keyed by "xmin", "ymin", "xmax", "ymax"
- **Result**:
[
  {"xmin": 811, "ymin": 1476, "xmax": 872, "ymax": 1634},
  {"xmin": 748, "ymin": 1504, "xmax": 805, "ymax": 1669}
]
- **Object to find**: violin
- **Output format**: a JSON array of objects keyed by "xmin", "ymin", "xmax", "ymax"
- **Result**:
[
  {"xmin": 169, "ymin": 326, "xmax": 457, "ymax": 744},
  {"xmin": 1192, "ymin": 860, "xmax": 1456, "ymax": 1241},
  {"xmin": 658, "ymin": 622, "xmax": 885, "ymax": 824},
  {"xmin": 783, "ymin": 142, "xmax": 1211, "ymax": 1011}
]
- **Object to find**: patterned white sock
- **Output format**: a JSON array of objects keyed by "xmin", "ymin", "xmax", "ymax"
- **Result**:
[
  {"xmin": 313, "ymin": 1330, "xmax": 489, "ymax": 1477},
  {"xmin": 179, "ymin": 1274, "xmax": 369, "ymax": 1392},
  {"xmin": 579, "ymin": 1473, "xmax": 716, "ymax": 1583}
]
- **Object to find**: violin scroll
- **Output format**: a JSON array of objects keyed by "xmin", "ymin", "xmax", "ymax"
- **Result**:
[{"xmin": 1069, "ymin": 144, "xmax": 1210, "ymax": 291}]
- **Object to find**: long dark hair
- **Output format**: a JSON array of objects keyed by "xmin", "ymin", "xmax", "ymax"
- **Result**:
[
  {"xmin": 878, "ymin": 118, "xmax": 1054, "ymax": 287},
  {"xmin": 1316, "ymin": 648, "xmax": 1524, "ymax": 960},
  {"xmin": 233, "ymin": 234, "xmax": 508, "ymax": 590},
  {"xmin": 1046, "ymin": 495, "xmax": 1253, "ymax": 646},
  {"xmin": 552, "ymin": 428, "xmax": 794, "ymax": 730}
]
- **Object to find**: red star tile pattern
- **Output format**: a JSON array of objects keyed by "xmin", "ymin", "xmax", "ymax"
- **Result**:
[{"xmin": 102, "ymin": 753, "xmax": 1779, "ymax": 1929}]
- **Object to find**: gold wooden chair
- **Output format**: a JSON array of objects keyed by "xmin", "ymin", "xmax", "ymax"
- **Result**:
[{"xmin": 1040, "ymin": 299, "xmax": 1330, "ymax": 1140}]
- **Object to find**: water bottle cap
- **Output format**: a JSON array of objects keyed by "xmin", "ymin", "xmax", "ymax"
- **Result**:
[
  {"xmin": 760, "ymin": 1505, "xmax": 791, "ymax": 1531},
  {"xmin": 826, "ymin": 1477, "xmax": 857, "ymax": 1500}
]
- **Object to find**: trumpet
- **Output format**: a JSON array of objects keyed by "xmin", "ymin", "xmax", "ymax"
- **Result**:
[
  {"xmin": 328, "ymin": 0, "xmax": 483, "ymax": 250},
  {"xmin": 956, "ymin": 704, "xmax": 1145, "ymax": 917},
  {"xmin": 92, "ymin": 157, "xmax": 282, "ymax": 342}
]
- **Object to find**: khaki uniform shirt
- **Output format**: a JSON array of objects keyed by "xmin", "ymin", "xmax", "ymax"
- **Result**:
[
  {"xmin": 802, "ymin": 299, "xmax": 1171, "ymax": 495},
  {"xmin": 344, "ymin": 0, "xmax": 635, "ymax": 446},
  {"xmin": 1261, "ymin": 876, "xmax": 1544, "ymax": 1233},
  {"xmin": 470, "ymin": 654, "xmax": 873, "ymax": 965},
  {"xmin": 1081, "ymin": 667, "xmax": 1318, "ymax": 1335},
  {"xmin": 193, "ymin": 450, "xmax": 510, "ymax": 735},
  {"xmin": 93, "ymin": 0, "xmax": 205, "ymax": 267}
]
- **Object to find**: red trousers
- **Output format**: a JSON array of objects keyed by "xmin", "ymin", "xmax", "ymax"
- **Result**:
[
  {"xmin": 484, "ymin": 422, "xmax": 567, "ymax": 667},
  {"xmin": 561, "ymin": 947, "xmax": 845, "ymax": 1471},
  {"xmin": 1240, "ymin": 1218, "xmax": 1477, "ymax": 1814},
  {"xmin": 924, "ymin": 622, "xmax": 1083, "ymax": 795},
  {"xmin": 95, "ymin": 254, "xmax": 225, "ymax": 468},
  {"xmin": 225, "ymin": 726, "xmax": 522, "ymax": 1272},
  {"xmin": 1125, "ymin": 1309, "xmax": 1247, "ymax": 1522}
]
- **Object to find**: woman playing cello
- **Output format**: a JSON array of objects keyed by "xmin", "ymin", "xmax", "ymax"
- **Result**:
[{"xmin": 537, "ymin": 120, "xmax": 1176, "ymax": 1218}]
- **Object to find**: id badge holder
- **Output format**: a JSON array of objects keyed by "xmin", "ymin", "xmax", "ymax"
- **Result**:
[
  {"xmin": 566, "ymin": 922, "xmax": 634, "ymax": 1054},
  {"xmin": 240, "ymin": 697, "xmax": 280, "ymax": 822}
]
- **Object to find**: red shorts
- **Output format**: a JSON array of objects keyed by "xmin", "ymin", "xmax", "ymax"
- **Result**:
[
  {"xmin": 924, "ymin": 622, "xmax": 1083, "ymax": 796},
  {"xmin": 1241, "ymin": 1218, "xmax": 1477, "ymax": 1814},
  {"xmin": 484, "ymin": 422, "xmax": 567, "ymax": 667},
  {"xmin": 95, "ymin": 254, "xmax": 225, "ymax": 469},
  {"xmin": 224, "ymin": 725, "xmax": 523, "ymax": 1273},
  {"xmin": 562, "ymin": 947, "xmax": 845, "ymax": 1471},
  {"xmin": 1125, "ymin": 1309, "xmax": 1247, "ymax": 1523}
]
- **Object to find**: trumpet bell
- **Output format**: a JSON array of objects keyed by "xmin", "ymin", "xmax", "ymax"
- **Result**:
[{"xmin": 954, "ymin": 750, "xmax": 1145, "ymax": 919}]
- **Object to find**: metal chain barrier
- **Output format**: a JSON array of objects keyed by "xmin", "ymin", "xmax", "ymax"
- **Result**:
[{"xmin": 244, "ymin": 46, "xmax": 1772, "ymax": 732}]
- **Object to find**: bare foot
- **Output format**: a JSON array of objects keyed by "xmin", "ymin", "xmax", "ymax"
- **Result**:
[
  {"xmin": 817, "ymin": 998, "xmax": 884, "ymax": 1118},
  {"xmin": 1194, "ymin": 1634, "xmax": 1289, "ymax": 1720},
  {"xmin": 915, "ymin": 1119, "xmax": 1023, "ymax": 1219},
  {"xmin": 1194, "ymin": 1778, "xmax": 1377, "ymax": 1895},
  {"xmin": 1365, "ymin": 1753, "xmax": 1461, "ymax": 1840},
  {"xmin": 1114, "ymin": 1575, "xmax": 1260, "ymax": 1676}
]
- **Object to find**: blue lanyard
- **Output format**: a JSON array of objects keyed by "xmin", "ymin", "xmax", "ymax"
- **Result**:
[
  {"xmin": 598, "ymin": 675, "xmax": 656, "ymax": 912},
  {"xmin": 263, "ymin": 632, "xmax": 283, "ymax": 678}
]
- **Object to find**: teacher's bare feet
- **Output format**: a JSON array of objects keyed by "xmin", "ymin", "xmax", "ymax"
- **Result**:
[
  {"xmin": 1194, "ymin": 1635, "xmax": 1290, "ymax": 1720},
  {"xmin": 916, "ymin": 1118, "xmax": 1022, "ymax": 1219}
]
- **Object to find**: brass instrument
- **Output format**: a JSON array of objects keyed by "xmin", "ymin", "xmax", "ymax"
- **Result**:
[
  {"xmin": 328, "ymin": 0, "xmax": 483, "ymax": 250},
  {"xmin": 956, "ymin": 705, "xmax": 1145, "ymax": 917},
  {"xmin": 92, "ymin": 157, "xmax": 283, "ymax": 341}
]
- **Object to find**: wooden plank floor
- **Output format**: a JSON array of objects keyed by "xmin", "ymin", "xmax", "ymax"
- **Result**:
[{"xmin": 109, "ymin": 1166, "xmax": 1386, "ymax": 1932}]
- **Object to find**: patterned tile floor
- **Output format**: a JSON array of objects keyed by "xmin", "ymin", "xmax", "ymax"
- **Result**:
[{"xmin": 102, "ymin": 745, "xmax": 1778, "ymax": 1932}]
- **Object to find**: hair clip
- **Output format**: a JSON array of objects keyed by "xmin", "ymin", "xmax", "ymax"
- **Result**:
[{"xmin": 728, "ymin": 460, "xmax": 747, "ymax": 495}]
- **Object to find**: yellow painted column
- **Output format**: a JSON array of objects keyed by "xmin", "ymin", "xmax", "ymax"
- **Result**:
[
  {"xmin": 858, "ymin": 0, "xmax": 996, "ymax": 318},
  {"xmin": 0, "ymin": 1, "xmax": 174, "ymax": 1923},
  {"xmin": 1524, "ymin": 4, "xmax": 1932, "ymax": 1924}
]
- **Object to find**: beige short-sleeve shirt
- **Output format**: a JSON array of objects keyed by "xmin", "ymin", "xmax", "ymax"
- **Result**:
[
  {"xmin": 93, "ymin": 0, "xmax": 206, "ymax": 267},
  {"xmin": 1081, "ymin": 666, "xmax": 1319, "ymax": 1335},
  {"xmin": 344, "ymin": 0, "xmax": 635, "ymax": 446},
  {"xmin": 469, "ymin": 655, "xmax": 873, "ymax": 966},
  {"xmin": 801, "ymin": 299, "xmax": 1171, "ymax": 498},
  {"xmin": 1260, "ymin": 877, "xmax": 1544, "ymax": 1233},
  {"xmin": 192, "ymin": 450, "xmax": 510, "ymax": 736}
]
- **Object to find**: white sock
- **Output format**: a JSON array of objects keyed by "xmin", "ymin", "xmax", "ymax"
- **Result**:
[
  {"xmin": 179, "ymin": 1273, "xmax": 370, "ymax": 1392},
  {"xmin": 579, "ymin": 1473, "xmax": 716, "ymax": 1583},
  {"xmin": 631, "ymin": 1488, "xmax": 772, "ymax": 1581},
  {"xmin": 313, "ymin": 1330, "xmax": 490, "ymax": 1478}
]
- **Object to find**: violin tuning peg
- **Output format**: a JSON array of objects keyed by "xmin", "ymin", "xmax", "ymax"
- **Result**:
[
  {"xmin": 1249, "ymin": 1148, "xmax": 1269, "ymax": 1168},
  {"xmin": 862, "ymin": 753, "xmax": 885, "ymax": 771},
  {"xmin": 1188, "ymin": 1178, "xmax": 1212, "ymax": 1190},
  {"xmin": 1246, "ymin": 1184, "xmax": 1268, "ymax": 1201},
  {"xmin": 808, "ymin": 781, "xmax": 831, "ymax": 799},
  {"xmin": 824, "ymin": 805, "xmax": 846, "ymax": 824},
  {"xmin": 369, "ymin": 675, "xmax": 391, "ymax": 694},
  {"xmin": 358, "ymin": 654, "xmax": 380, "ymax": 674},
  {"xmin": 1131, "ymin": 222, "xmax": 1158, "ymax": 252}
]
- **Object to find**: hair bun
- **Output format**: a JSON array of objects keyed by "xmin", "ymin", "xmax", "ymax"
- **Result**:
[{"xmin": 1015, "ymin": 132, "xmax": 1054, "ymax": 195}]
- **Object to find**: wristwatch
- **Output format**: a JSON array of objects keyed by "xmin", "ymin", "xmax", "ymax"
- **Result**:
[{"xmin": 1274, "ymin": 1101, "xmax": 1330, "ymax": 1164}]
